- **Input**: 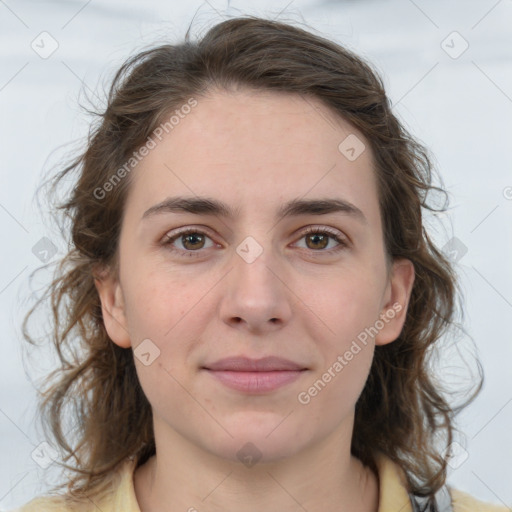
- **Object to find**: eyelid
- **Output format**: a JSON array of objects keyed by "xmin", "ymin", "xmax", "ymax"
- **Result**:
[
  {"xmin": 298, "ymin": 225, "xmax": 345, "ymax": 239},
  {"xmin": 162, "ymin": 224, "xmax": 215, "ymax": 237}
]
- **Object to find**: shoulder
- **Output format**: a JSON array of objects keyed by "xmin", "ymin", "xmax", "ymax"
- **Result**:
[
  {"xmin": 9, "ymin": 495, "xmax": 80, "ymax": 512},
  {"xmin": 450, "ymin": 487, "xmax": 510, "ymax": 512},
  {"xmin": 373, "ymin": 451, "xmax": 509, "ymax": 512},
  {"xmin": 9, "ymin": 494, "xmax": 105, "ymax": 512},
  {"xmin": 11, "ymin": 458, "xmax": 139, "ymax": 512}
]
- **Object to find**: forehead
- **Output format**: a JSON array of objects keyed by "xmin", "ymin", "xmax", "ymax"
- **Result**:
[{"xmin": 124, "ymin": 88, "xmax": 379, "ymax": 225}]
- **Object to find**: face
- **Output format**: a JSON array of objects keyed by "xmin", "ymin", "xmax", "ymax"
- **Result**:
[{"xmin": 95, "ymin": 88, "xmax": 414, "ymax": 465}]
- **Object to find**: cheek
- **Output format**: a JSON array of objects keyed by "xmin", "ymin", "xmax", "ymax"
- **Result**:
[
  {"xmin": 123, "ymin": 270, "xmax": 205, "ymax": 418},
  {"xmin": 295, "ymin": 269, "xmax": 383, "ymax": 401},
  {"xmin": 296, "ymin": 285, "xmax": 377, "ymax": 422},
  {"xmin": 123, "ymin": 263, "xmax": 202, "ymax": 339},
  {"xmin": 302, "ymin": 267, "xmax": 386, "ymax": 343},
  {"xmin": 119, "ymin": 277, "xmax": 199, "ymax": 414}
]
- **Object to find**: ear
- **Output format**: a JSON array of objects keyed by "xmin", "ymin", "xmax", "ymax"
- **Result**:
[
  {"xmin": 93, "ymin": 264, "xmax": 132, "ymax": 349},
  {"xmin": 374, "ymin": 258, "xmax": 415, "ymax": 346}
]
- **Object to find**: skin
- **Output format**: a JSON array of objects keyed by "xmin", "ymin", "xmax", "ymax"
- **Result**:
[{"xmin": 95, "ymin": 88, "xmax": 415, "ymax": 512}]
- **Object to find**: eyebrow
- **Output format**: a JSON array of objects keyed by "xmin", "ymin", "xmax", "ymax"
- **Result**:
[{"xmin": 141, "ymin": 196, "xmax": 367, "ymax": 224}]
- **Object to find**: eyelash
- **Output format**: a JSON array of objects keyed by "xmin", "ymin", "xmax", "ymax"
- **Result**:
[{"xmin": 161, "ymin": 226, "xmax": 348, "ymax": 258}]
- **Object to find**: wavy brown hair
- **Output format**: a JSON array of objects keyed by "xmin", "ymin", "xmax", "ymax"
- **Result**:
[{"xmin": 23, "ymin": 14, "xmax": 482, "ymax": 502}]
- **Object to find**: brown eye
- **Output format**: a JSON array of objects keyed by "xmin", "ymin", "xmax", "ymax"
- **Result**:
[
  {"xmin": 305, "ymin": 232, "xmax": 329, "ymax": 250},
  {"xmin": 295, "ymin": 227, "xmax": 348, "ymax": 254},
  {"xmin": 180, "ymin": 232, "xmax": 206, "ymax": 250},
  {"xmin": 162, "ymin": 229, "xmax": 215, "ymax": 255}
]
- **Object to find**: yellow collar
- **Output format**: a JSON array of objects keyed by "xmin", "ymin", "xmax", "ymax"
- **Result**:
[
  {"xmin": 114, "ymin": 452, "xmax": 414, "ymax": 512},
  {"xmin": 374, "ymin": 451, "xmax": 413, "ymax": 512}
]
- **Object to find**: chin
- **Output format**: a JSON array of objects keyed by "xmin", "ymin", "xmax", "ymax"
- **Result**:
[{"xmin": 202, "ymin": 417, "xmax": 313, "ymax": 465}]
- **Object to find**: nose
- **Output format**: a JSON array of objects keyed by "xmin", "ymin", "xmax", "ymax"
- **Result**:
[{"xmin": 218, "ymin": 241, "xmax": 293, "ymax": 334}]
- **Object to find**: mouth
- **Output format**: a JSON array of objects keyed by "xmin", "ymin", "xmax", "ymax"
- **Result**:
[
  {"xmin": 201, "ymin": 356, "xmax": 308, "ymax": 393},
  {"xmin": 202, "ymin": 355, "xmax": 307, "ymax": 372}
]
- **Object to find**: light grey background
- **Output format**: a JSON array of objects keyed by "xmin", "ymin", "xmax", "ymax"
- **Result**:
[{"xmin": 1, "ymin": 0, "xmax": 511, "ymax": 509}]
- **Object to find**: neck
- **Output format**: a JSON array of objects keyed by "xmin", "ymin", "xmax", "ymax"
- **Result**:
[{"xmin": 134, "ymin": 416, "xmax": 379, "ymax": 512}]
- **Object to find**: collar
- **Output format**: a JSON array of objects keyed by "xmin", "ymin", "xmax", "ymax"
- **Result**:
[
  {"xmin": 374, "ymin": 451, "xmax": 413, "ymax": 512},
  {"xmin": 113, "ymin": 452, "xmax": 414, "ymax": 512}
]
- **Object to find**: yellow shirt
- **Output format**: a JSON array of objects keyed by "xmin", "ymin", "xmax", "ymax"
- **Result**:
[{"xmin": 14, "ymin": 452, "xmax": 509, "ymax": 512}]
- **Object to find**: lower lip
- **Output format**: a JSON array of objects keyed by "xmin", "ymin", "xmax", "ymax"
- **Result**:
[{"xmin": 203, "ymin": 369, "xmax": 305, "ymax": 393}]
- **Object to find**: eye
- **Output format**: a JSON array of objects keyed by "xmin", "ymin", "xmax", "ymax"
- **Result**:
[
  {"xmin": 294, "ymin": 226, "xmax": 348, "ymax": 253},
  {"xmin": 162, "ymin": 228, "xmax": 216, "ymax": 256},
  {"xmin": 161, "ymin": 226, "xmax": 348, "ymax": 258}
]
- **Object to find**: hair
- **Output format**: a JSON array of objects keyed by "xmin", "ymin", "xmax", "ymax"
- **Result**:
[{"xmin": 23, "ymin": 14, "xmax": 482, "ymax": 503}]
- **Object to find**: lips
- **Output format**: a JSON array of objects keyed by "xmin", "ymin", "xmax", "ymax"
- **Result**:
[
  {"xmin": 202, "ymin": 356, "xmax": 307, "ymax": 372},
  {"xmin": 202, "ymin": 356, "xmax": 308, "ymax": 393}
]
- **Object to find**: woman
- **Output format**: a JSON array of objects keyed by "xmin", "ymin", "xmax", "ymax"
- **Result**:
[{"xmin": 18, "ymin": 15, "xmax": 508, "ymax": 512}]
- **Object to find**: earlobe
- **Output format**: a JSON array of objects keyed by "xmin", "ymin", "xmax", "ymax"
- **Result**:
[
  {"xmin": 93, "ymin": 266, "xmax": 132, "ymax": 349},
  {"xmin": 375, "ymin": 258, "xmax": 415, "ymax": 346}
]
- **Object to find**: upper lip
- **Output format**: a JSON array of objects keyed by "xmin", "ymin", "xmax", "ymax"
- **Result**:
[{"xmin": 202, "ymin": 356, "xmax": 307, "ymax": 372}]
